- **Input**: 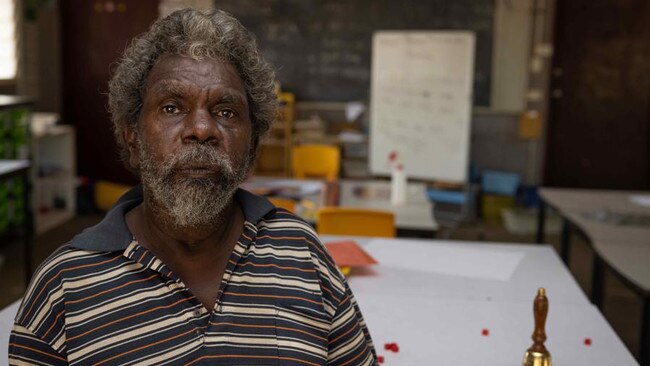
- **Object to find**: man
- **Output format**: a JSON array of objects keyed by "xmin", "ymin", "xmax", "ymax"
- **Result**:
[{"xmin": 9, "ymin": 9, "xmax": 376, "ymax": 365}]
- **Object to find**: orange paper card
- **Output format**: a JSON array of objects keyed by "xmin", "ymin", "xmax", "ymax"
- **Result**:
[{"xmin": 324, "ymin": 240, "xmax": 378, "ymax": 267}]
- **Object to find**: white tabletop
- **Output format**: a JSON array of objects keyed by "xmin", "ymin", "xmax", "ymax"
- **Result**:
[
  {"xmin": 319, "ymin": 235, "xmax": 636, "ymax": 365},
  {"xmin": 540, "ymin": 188, "xmax": 650, "ymax": 215},
  {"xmin": 540, "ymin": 188, "xmax": 650, "ymax": 293},
  {"xmin": 357, "ymin": 293, "xmax": 637, "ymax": 366},
  {"xmin": 0, "ymin": 300, "xmax": 19, "ymax": 365},
  {"xmin": 321, "ymin": 236, "xmax": 590, "ymax": 306},
  {"xmin": 0, "ymin": 160, "xmax": 29, "ymax": 177},
  {"xmin": 540, "ymin": 188, "xmax": 650, "ymax": 244}
]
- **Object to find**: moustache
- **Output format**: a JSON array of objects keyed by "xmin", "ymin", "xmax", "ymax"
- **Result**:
[{"xmin": 160, "ymin": 145, "xmax": 235, "ymax": 177}]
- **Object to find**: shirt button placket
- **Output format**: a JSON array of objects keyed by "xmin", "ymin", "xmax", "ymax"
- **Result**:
[{"xmin": 193, "ymin": 308, "xmax": 205, "ymax": 344}]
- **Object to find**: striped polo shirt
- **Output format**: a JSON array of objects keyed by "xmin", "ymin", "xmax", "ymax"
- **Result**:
[{"xmin": 9, "ymin": 186, "xmax": 377, "ymax": 365}]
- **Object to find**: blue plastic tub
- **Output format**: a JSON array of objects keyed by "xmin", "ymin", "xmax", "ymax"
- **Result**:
[{"xmin": 482, "ymin": 170, "xmax": 520, "ymax": 196}]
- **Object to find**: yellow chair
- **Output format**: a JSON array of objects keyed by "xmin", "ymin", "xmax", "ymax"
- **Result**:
[
  {"xmin": 317, "ymin": 207, "xmax": 396, "ymax": 237},
  {"xmin": 292, "ymin": 144, "xmax": 340, "ymax": 180},
  {"xmin": 268, "ymin": 197, "xmax": 296, "ymax": 213},
  {"xmin": 95, "ymin": 180, "xmax": 132, "ymax": 211}
]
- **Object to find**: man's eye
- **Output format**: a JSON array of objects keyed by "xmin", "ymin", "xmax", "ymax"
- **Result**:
[
  {"xmin": 162, "ymin": 105, "xmax": 178, "ymax": 114},
  {"xmin": 216, "ymin": 109, "xmax": 237, "ymax": 119}
]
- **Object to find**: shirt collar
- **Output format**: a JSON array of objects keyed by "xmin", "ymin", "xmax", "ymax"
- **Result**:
[{"xmin": 69, "ymin": 185, "xmax": 276, "ymax": 251}]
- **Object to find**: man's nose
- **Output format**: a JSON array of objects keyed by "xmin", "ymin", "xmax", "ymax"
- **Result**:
[{"xmin": 183, "ymin": 109, "xmax": 219, "ymax": 143}]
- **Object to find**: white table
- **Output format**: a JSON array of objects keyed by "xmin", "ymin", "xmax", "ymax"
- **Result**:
[
  {"xmin": 0, "ymin": 160, "xmax": 29, "ymax": 177},
  {"xmin": 0, "ymin": 300, "xmax": 20, "ymax": 365},
  {"xmin": 2, "ymin": 237, "xmax": 637, "ymax": 365},
  {"xmin": 333, "ymin": 236, "xmax": 590, "ymax": 306},
  {"xmin": 338, "ymin": 180, "xmax": 436, "ymax": 232},
  {"xmin": 242, "ymin": 177, "xmax": 438, "ymax": 233},
  {"xmin": 320, "ymin": 235, "xmax": 637, "ymax": 365},
  {"xmin": 357, "ymin": 293, "xmax": 635, "ymax": 366},
  {"xmin": 538, "ymin": 188, "xmax": 650, "ymax": 364}
]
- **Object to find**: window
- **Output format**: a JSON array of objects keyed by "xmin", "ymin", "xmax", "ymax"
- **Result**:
[{"xmin": 0, "ymin": 0, "xmax": 17, "ymax": 80}]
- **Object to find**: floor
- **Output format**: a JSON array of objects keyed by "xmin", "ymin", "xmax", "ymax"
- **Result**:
[{"xmin": 0, "ymin": 215, "xmax": 643, "ymax": 361}]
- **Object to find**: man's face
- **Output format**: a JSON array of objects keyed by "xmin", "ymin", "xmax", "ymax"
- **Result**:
[{"xmin": 129, "ymin": 54, "xmax": 253, "ymax": 230}]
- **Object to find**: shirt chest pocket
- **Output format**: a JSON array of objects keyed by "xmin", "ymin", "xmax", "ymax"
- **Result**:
[{"xmin": 274, "ymin": 307, "xmax": 330, "ymax": 366}]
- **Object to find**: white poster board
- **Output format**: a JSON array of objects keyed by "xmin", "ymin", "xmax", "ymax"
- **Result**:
[{"xmin": 369, "ymin": 31, "xmax": 475, "ymax": 182}]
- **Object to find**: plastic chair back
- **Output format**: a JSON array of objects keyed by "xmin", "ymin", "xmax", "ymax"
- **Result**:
[
  {"xmin": 95, "ymin": 180, "xmax": 131, "ymax": 211},
  {"xmin": 292, "ymin": 144, "xmax": 340, "ymax": 180},
  {"xmin": 317, "ymin": 207, "xmax": 395, "ymax": 237},
  {"xmin": 268, "ymin": 197, "xmax": 296, "ymax": 213}
]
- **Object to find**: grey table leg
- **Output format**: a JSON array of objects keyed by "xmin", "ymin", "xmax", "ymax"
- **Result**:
[
  {"xmin": 641, "ymin": 296, "xmax": 649, "ymax": 366},
  {"xmin": 536, "ymin": 199, "xmax": 546, "ymax": 244},
  {"xmin": 591, "ymin": 255, "xmax": 605, "ymax": 308},
  {"xmin": 560, "ymin": 219, "xmax": 571, "ymax": 263},
  {"xmin": 22, "ymin": 170, "xmax": 33, "ymax": 285}
]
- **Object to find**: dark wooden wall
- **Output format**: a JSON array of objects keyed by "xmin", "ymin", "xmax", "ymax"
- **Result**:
[
  {"xmin": 545, "ymin": 0, "xmax": 650, "ymax": 189},
  {"xmin": 60, "ymin": 0, "xmax": 159, "ymax": 185}
]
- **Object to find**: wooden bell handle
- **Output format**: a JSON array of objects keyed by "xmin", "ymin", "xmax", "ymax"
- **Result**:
[{"xmin": 530, "ymin": 287, "xmax": 549, "ymax": 353}]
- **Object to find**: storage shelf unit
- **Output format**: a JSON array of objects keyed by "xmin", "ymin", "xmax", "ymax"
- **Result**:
[{"xmin": 31, "ymin": 114, "xmax": 76, "ymax": 235}]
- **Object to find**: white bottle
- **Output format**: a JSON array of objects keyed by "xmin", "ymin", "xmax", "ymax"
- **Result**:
[{"xmin": 391, "ymin": 164, "xmax": 407, "ymax": 206}]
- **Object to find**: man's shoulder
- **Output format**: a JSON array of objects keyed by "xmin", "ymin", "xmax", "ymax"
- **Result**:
[
  {"xmin": 255, "ymin": 208, "xmax": 320, "ymax": 246},
  {"xmin": 254, "ymin": 209, "xmax": 342, "ymax": 274},
  {"xmin": 16, "ymin": 244, "xmax": 123, "ymax": 325},
  {"xmin": 252, "ymin": 208, "xmax": 348, "ymax": 302},
  {"xmin": 31, "ymin": 243, "xmax": 121, "ymax": 280}
]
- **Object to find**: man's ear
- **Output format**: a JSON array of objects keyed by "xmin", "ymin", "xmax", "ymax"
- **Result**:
[{"xmin": 124, "ymin": 127, "xmax": 140, "ymax": 170}]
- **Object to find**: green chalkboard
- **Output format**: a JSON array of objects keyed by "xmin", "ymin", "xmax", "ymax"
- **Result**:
[{"xmin": 216, "ymin": 0, "xmax": 494, "ymax": 105}]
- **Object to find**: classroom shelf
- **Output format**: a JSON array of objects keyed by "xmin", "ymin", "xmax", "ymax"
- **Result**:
[{"xmin": 31, "ymin": 113, "xmax": 76, "ymax": 235}]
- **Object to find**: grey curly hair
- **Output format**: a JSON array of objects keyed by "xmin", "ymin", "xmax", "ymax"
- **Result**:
[{"xmin": 108, "ymin": 8, "xmax": 277, "ymax": 167}]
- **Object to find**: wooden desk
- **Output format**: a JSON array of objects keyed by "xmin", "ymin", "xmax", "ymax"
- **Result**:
[
  {"xmin": 321, "ymin": 235, "xmax": 637, "ymax": 365},
  {"xmin": 242, "ymin": 177, "xmax": 438, "ymax": 234},
  {"xmin": 0, "ymin": 160, "xmax": 32, "ymax": 285},
  {"xmin": 537, "ymin": 188, "xmax": 650, "ymax": 364}
]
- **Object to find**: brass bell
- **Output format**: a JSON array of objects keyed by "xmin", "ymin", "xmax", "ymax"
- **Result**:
[{"xmin": 523, "ymin": 288, "xmax": 552, "ymax": 366}]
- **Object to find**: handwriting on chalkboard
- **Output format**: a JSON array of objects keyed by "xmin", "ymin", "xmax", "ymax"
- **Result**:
[{"xmin": 216, "ymin": 0, "xmax": 494, "ymax": 103}]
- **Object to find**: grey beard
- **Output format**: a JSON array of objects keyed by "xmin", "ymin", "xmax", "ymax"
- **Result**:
[{"xmin": 138, "ymin": 142, "xmax": 250, "ymax": 231}]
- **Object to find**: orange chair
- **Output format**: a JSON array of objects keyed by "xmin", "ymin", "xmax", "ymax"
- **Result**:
[
  {"xmin": 292, "ymin": 144, "xmax": 340, "ymax": 180},
  {"xmin": 95, "ymin": 180, "xmax": 132, "ymax": 211},
  {"xmin": 268, "ymin": 197, "xmax": 296, "ymax": 213},
  {"xmin": 317, "ymin": 207, "xmax": 396, "ymax": 237}
]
